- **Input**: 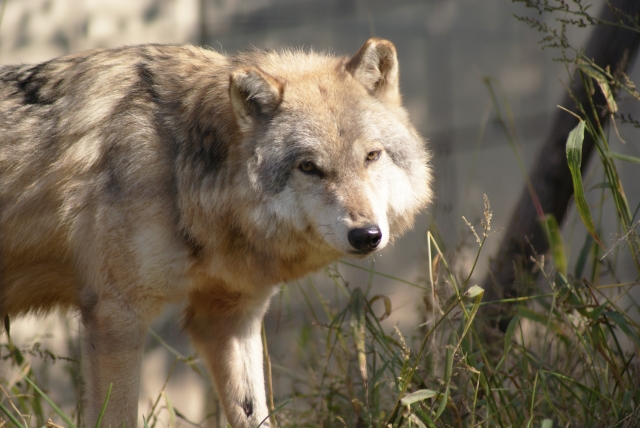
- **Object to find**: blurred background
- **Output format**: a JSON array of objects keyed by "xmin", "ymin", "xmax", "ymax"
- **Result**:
[{"xmin": 2, "ymin": 0, "xmax": 639, "ymax": 426}]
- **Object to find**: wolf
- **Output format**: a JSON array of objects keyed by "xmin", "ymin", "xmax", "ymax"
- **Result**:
[{"xmin": 0, "ymin": 38, "xmax": 431, "ymax": 427}]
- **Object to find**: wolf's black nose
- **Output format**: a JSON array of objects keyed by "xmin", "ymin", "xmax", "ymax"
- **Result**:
[{"xmin": 348, "ymin": 226, "xmax": 382, "ymax": 252}]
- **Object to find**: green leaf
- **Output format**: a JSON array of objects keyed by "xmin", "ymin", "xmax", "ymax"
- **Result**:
[
  {"xmin": 350, "ymin": 288, "xmax": 367, "ymax": 383},
  {"xmin": 163, "ymin": 391, "xmax": 176, "ymax": 428},
  {"xmin": 407, "ymin": 414, "xmax": 428, "ymax": 428},
  {"xmin": 596, "ymin": 78, "xmax": 618, "ymax": 114},
  {"xmin": 607, "ymin": 151, "xmax": 640, "ymax": 164},
  {"xmin": 556, "ymin": 274, "xmax": 583, "ymax": 310},
  {"xmin": 400, "ymin": 389, "xmax": 438, "ymax": 406},
  {"xmin": 543, "ymin": 214, "xmax": 567, "ymax": 275},
  {"xmin": 578, "ymin": 59, "xmax": 617, "ymax": 113},
  {"xmin": 434, "ymin": 333, "xmax": 455, "ymax": 420},
  {"xmin": 574, "ymin": 233, "xmax": 594, "ymax": 279},
  {"xmin": 412, "ymin": 407, "xmax": 437, "ymax": 428},
  {"xmin": 503, "ymin": 315, "xmax": 520, "ymax": 358},
  {"xmin": 517, "ymin": 306, "xmax": 548, "ymax": 325},
  {"xmin": 540, "ymin": 419, "xmax": 553, "ymax": 428},
  {"xmin": 566, "ymin": 120, "xmax": 604, "ymax": 248},
  {"xmin": 95, "ymin": 382, "xmax": 113, "ymax": 428},
  {"xmin": 465, "ymin": 285, "xmax": 484, "ymax": 299},
  {"xmin": 555, "ymin": 271, "xmax": 569, "ymax": 287},
  {"xmin": 457, "ymin": 285, "xmax": 483, "ymax": 350},
  {"xmin": 369, "ymin": 294, "xmax": 392, "ymax": 321},
  {"xmin": 259, "ymin": 399, "xmax": 292, "ymax": 427},
  {"xmin": 21, "ymin": 374, "xmax": 77, "ymax": 428},
  {"xmin": 588, "ymin": 303, "xmax": 608, "ymax": 321},
  {"xmin": 606, "ymin": 311, "xmax": 640, "ymax": 348},
  {"xmin": 517, "ymin": 307, "xmax": 564, "ymax": 338},
  {"xmin": 0, "ymin": 400, "xmax": 27, "ymax": 428}
]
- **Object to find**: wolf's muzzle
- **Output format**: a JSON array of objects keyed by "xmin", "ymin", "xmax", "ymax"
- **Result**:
[{"xmin": 348, "ymin": 225, "xmax": 382, "ymax": 252}]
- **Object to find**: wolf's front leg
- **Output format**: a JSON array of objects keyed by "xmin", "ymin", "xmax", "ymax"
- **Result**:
[
  {"xmin": 186, "ymin": 286, "xmax": 274, "ymax": 428},
  {"xmin": 81, "ymin": 295, "xmax": 153, "ymax": 427}
]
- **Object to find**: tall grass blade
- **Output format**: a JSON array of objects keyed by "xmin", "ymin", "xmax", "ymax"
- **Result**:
[
  {"xmin": 606, "ymin": 151, "xmax": 640, "ymax": 164},
  {"xmin": 497, "ymin": 314, "xmax": 520, "ymax": 371},
  {"xmin": 574, "ymin": 233, "xmax": 594, "ymax": 279},
  {"xmin": 456, "ymin": 285, "xmax": 483, "ymax": 350},
  {"xmin": 566, "ymin": 120, "xmax": 604, "ymax": 248},
  {"xmin": 258, "ymin": 399, "xmax": 292, "ymax": 427},
  {"xmin": 0, "ymin": 400, "xmax": 27, "ymax": 428},
  {"xmin": 349, "ymin": 288, "xmax": 368, "ymax": 384},
  {"xmin": 578, "ymin": 60, "xmax": 618, "ymax": 114},
  {"xmin": 94, "ymin": 382, "xmax": 112, "ymax": 428},
  {"xmin": 162, "ymin": 392, "xmax": 176, "ymax": 428},
  {"xmin": 20, "ymin": 374, "xmax": 76, "ymax": 428},
  {"xmin": 434, "ymin": 333, "xmax": 455, "ymax": 420},
  {"xmin": 605, "ymin": 311, "xmax": 640, "ymax": 348},
  {"xmin": 544, "ymin": 214, "xmax": 567, "ymax": 275}
]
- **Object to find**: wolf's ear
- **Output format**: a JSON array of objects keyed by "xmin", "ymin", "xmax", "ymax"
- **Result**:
[
  {"xmin": 346, "ymin": 38, "xmax": 400, "ymax": 105},
  {"xmin": 229, "ymin": 67, "xmax": 284, "ymax": 132}
]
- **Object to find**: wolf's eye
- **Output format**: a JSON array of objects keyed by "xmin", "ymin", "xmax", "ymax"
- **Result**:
[
  {"xmin": 366, "ymin": 150, "xmax": 381, "ymax": 162},
  {"xmin": 299, "ymin": 161, "xmax": 320, "ymax": 175}
]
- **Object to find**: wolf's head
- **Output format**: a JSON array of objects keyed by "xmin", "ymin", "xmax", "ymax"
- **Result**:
[{"xmin": 229, "ymin": 39, "xmax": 432, "ymax": 259}]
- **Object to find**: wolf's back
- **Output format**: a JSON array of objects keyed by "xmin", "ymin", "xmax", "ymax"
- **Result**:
[{"xmin": 0, "ymin": 45, "xmax": 231, "ymax": 318}]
